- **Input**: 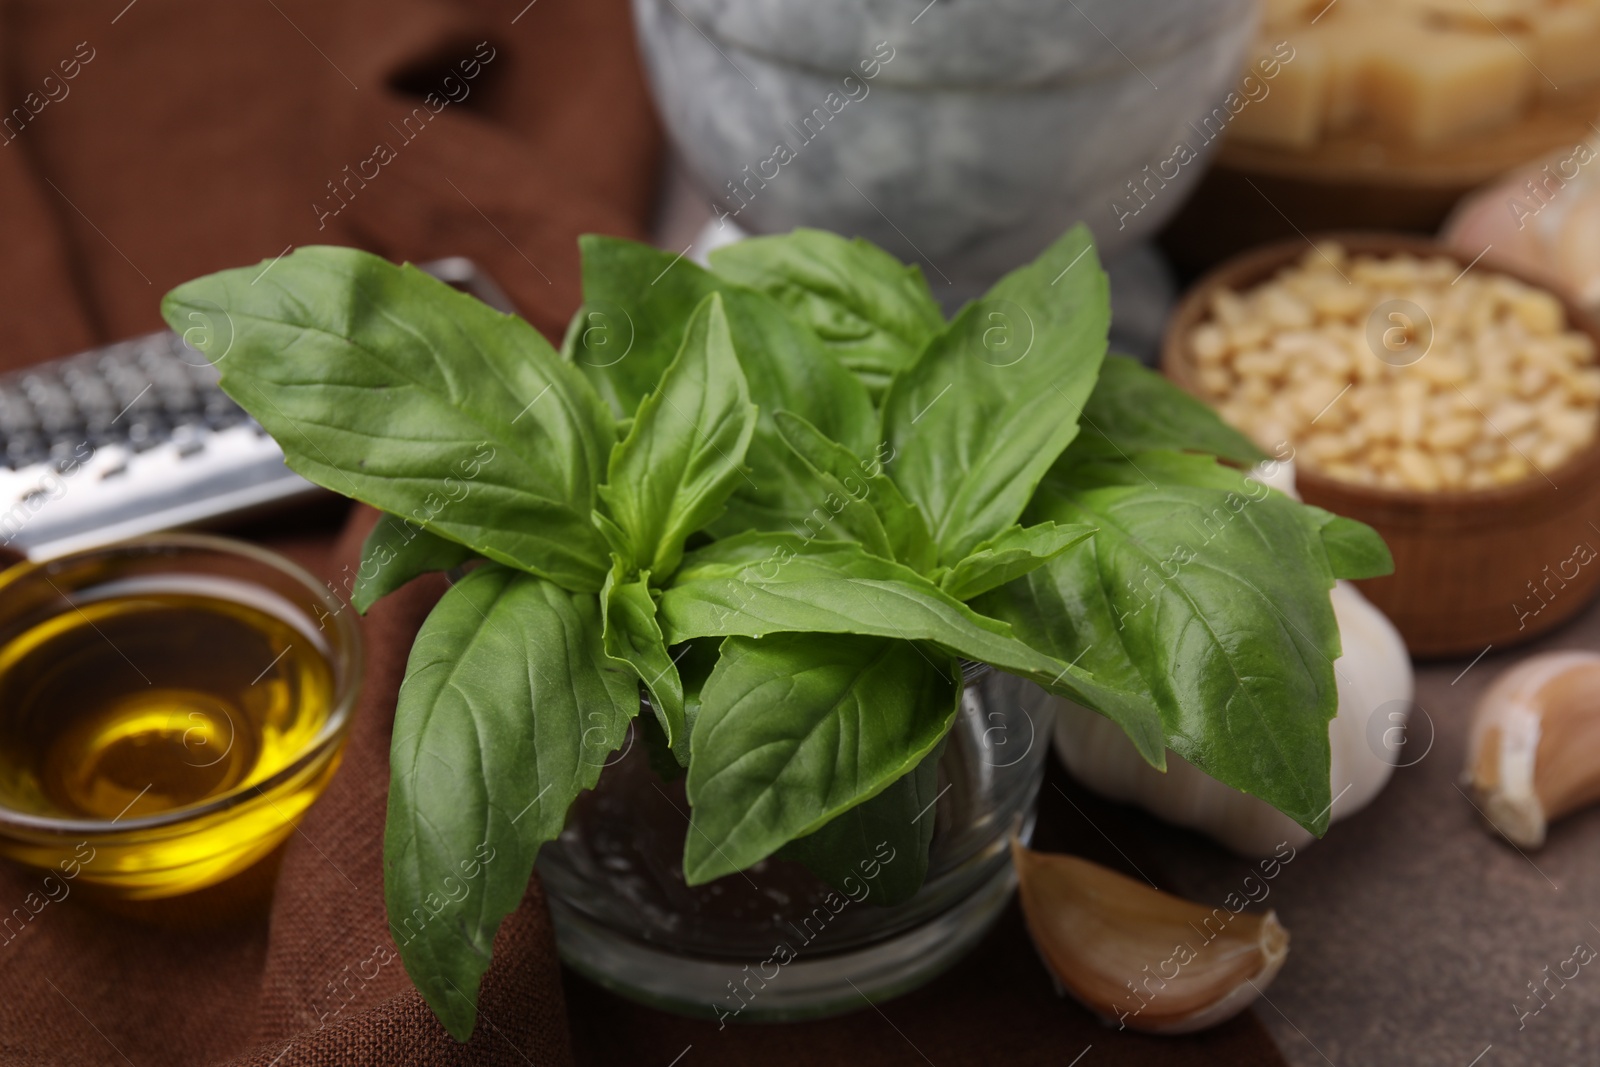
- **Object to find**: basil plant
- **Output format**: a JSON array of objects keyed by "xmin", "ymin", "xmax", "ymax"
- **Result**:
[{"xmin": 162, "ymin": 226, "xmax": 1389, "ymax": 1040}]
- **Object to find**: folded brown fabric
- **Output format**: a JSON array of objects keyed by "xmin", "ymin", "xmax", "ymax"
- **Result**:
[{"xmin": 0, "ymin": 2, "xmax": 1288, "ymax": 1064}]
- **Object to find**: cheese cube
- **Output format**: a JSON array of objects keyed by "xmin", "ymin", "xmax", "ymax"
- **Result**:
[
  {"xmin": 1314, "ymin": 17, "xmax": 1391, "ymax": 130},
  {"xmin": 1230, "ymin": 33, "xmax": 1330, "ymax": 147},
  {"xmin": 1371, "ymin": 0, "xmax": 1529, "ymax": 29},
  {"xmin": 1360, "ymin": 24, "xmax": 1533, "ymax": 143},
  {"xmin": 1286, "ymin": 11, "xmax": 1429, "ymax": 132},
  {"xmin": 1529, "ymin": 5, "xmax": 1600, "ymax": 93},
  {"xmin": 1262, "ymin": 0, "xmax": 1319, "ymax": 26}
]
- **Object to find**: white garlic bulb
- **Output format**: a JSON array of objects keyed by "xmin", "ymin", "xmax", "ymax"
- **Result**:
[{"xmin": 1051, "ymin": 581, "xmax": 1414, "ymax": 856}]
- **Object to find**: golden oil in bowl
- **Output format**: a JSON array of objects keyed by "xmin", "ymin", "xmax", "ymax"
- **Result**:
[
  {"xmin": 0, "ymin": 587, "xmax": 333, "ymax": 819},
  {"xmin": 0, "ymin": 536, "xmax": 361, "ymax": 899}
]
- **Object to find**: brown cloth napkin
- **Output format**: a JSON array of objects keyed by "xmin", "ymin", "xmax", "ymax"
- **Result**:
[{"xmin": 0, "ymin": 2, "xmax": 1287, "ymax": 1064}]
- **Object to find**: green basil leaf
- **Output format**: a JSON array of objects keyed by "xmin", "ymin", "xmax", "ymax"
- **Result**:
[
  {"xmin": 384, "ymin": 564, "xmax": 637, "ymax": 1040},
  {"xmin": 351, "ymin": 513, "xmax": 476, "ymax": 614},
  {"xmin": 1304, "ymin": 506, "xmax": 1395, "ymax": 579},
  {"xmin": 659, "ymin": 535, "xmax": 1034, "ymax": 667},
  {"xmin": 1024, "ymin": 450, "xmax": 1343, "ymax": 833},
  {"xmin": 684, "ymin": 633, "xmax": 960, "ymax": 884},
  {"xmin": 708, "ymin": 228, "xmax": 945, "ymax": 396},
  {"xmin": 881, "ymin": 225, "xmax": 1110, "ymax": 565},
  {"xmin": 773, "ymin": 412, "xmax": 888, "ymax": 557},
  {"xmin": 976, "ymin": 532, "xmax": 1230, "ymax": 845},
  {"xmin": 574, "ymin": 237, "xmax": 876, "ymax": 534},
  {"xmin": 873, "ymin": 484, "xmax": 940, "ymax": 577},
  {"xmin": 775, "ymin": 739, "xmax": 943, "ymax": 907},
  {"xmin": 937, "ymin": 521, "xmax": 1096, "ymax": 601},
  {"xmin": 601, "ymin": 561, "xmax": 685, "ymax": 756},
  {"xmin": 973, "ymin": 546, "xmax": 1161, "ymax": 721},
  {"xmin": 596, "ymin": 292, "xmax": 757, "ymax": 579},
  {"xmin": 1058, "ymin": 354, "xmax": 1266, "ymax": 469},
  {"xmin": 162, "ymin": 246, "xmax": 616, "ymax": 592},
  {"xmin": 775, "ymin": 412, "xmax": 935, "ymax": 571},
  {"xmin": 658, "ymin": 533, "xmax": 1165, "ymax": 765},
  {"xmin": 591, "ymin": 509, "xmax": 632, "ymax": 563},
  {"xmin": 558, "ymin": 303, "xmax": 587, "ymax": 363}
]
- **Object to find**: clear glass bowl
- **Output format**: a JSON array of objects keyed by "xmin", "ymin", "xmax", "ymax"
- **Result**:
[
  {"xmin": 538, "ymin": 664, "xmax": 1052, "ymax": 1019},
  {"xmin": 0, "ymin": 534, "xmax": 362, "ymax": 899}
]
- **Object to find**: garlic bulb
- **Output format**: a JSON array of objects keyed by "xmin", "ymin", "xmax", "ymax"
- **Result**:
[
  {"xmin": 1052, "ymin": 580, "xmax": 1414, "ymax": 855},
  {"xmin": 1012, "ymin": 841, "xmax": 1289, "ymax": 1034},
  {"xmin": 1052, "ymin": 458, "xmax": 1414, "ymax": 855},
  {"xmin": 1444, "ymin": 137, "xmax": 1600, "ymax": 316},
  {"xmin": 1463, "ymin": 650, "xmax": 1600, "ymax": 849}
]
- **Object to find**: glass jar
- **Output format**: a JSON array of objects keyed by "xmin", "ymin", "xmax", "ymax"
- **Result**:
[{"xmin": 537, "ymin": 664, "xmax": 1052, "ymax": 1020}]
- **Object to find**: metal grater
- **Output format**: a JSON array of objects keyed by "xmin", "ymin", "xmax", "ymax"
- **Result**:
[{"xmin": 0, "ymin": 257, "xmax": 515, "ymax": 561}]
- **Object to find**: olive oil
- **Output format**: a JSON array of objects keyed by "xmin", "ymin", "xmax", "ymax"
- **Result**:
[
  {"xmin": 0, "ymin": 580, "xmax": 335, "ymax": 822},
  {"xmin": 0, "ymin": 558, "xmax": 356, "ymax": 901}
]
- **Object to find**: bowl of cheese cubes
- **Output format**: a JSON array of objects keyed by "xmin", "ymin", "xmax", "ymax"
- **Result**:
[
  {"xmin": 1162, "ymin": 0, "xmax": 1600, "ymax": 268},
  {"xmin": 1162, "ymin": 233, "xmax": 1600, "ymax": 655},
  {"xmin": 1236, "ymin": 0, "xmax": 1600, "ymax": 150}
]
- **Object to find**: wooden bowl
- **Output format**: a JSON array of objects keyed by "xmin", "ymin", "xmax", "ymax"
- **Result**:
[
  {"xmin": 1161, "ymin": 233, "xmax": 1600, "ymax": 659},
  {"xmin": 1158, "ymin": 82, "xmax": 1600, "ymax": 275}
]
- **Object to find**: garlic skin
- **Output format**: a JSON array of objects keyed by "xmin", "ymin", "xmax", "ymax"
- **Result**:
[
  {"xmin": 1052, "ymin": 579, "xmax": 1414, "ymax": 855},
  {"xmin": 1444, "ymin": 138, "xmax": 1600, "ymax": 316},
  {"xmin": 1464, "ymin": 650, "xmax": 1600, "ymax": 849},
  {"xmin": 1012, "ymin": 841, "xmax": 1289, "ymax": 1034}
]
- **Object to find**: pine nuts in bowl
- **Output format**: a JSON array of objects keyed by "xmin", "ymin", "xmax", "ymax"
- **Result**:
[{"xmin": 1163, "ymin": 234, "xmax": 1600, "ymax": 656}]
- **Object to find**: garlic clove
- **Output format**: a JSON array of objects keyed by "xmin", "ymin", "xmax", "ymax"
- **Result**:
[
  {"xmin": 1464, "ymin": 650, "xmax": 1600, "ymax": 849},
  {"xmin": 1011, "ymin": 840, "xmax": 1290, "ymax": 1034}
]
